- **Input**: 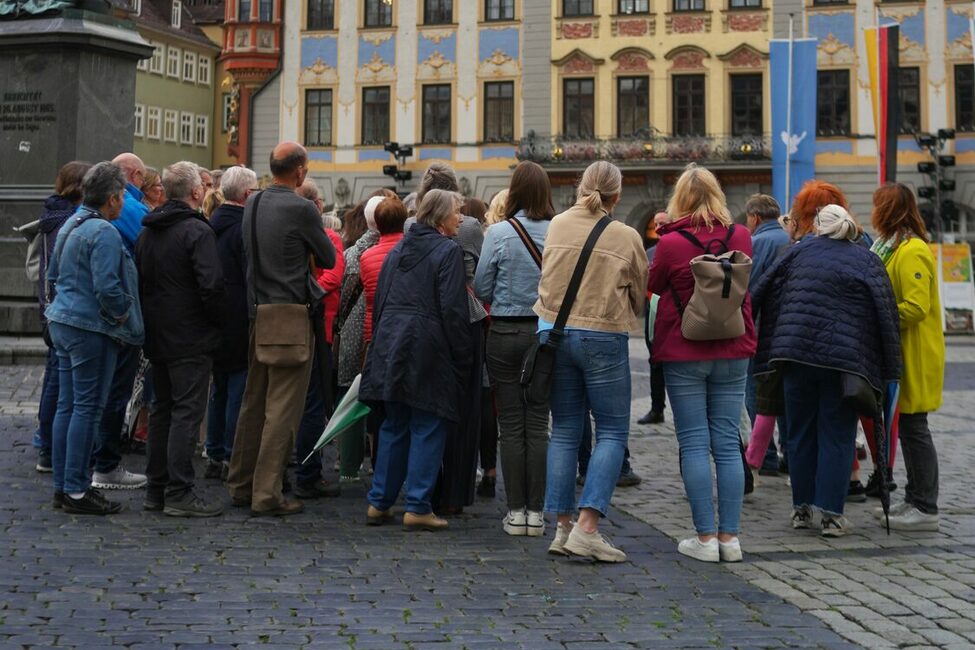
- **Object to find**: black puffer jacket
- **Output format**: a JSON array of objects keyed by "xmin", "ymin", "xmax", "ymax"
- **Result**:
[
  {"xmin": 209, "ymin": 203, "xmax": 248, "ymax": 372},
  {"xmin": 136, "ymin": 199, "xmax": 226, "ymax": 362},
  {"xmin": 359, "ymin": 223, "xmax": 472, "ymax": 423},
  {"xmin": 37, "ymin": 195, "xmax": 77, "ymax": 312},
  {"xmin": 752, "ymin": 235, "xmax": 901, "ymax": 391}
]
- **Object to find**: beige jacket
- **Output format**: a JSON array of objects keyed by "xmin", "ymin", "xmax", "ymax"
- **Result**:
[{"xmin": 533, "ymin": 204, "xmax": 648, "ymax": 332}]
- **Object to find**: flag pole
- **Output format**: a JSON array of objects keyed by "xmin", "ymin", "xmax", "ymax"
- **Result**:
[{"xmin": 785, "ymin": 14, "xmax": 794, "ymax": 211}]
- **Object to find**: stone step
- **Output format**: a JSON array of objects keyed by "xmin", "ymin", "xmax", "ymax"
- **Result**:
[
  {"xmin": 0, "ymin": 300, "xmax": 42, "ymax": 335},
  {"xmin": 0, "ymin": 335, "xmax": 47, "ymax": 365},
  {"xmin": 0, "ymin": 236, "xmax": 27, "ymax": 270},
  {"xmin": 0, "ymin": 268, "xmax": 37, "ymax": 299}
]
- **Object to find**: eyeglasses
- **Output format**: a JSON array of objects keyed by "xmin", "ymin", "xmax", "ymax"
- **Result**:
[{"xmin": 778, "ymin": 214, "xmax": 793, "ymax": 229}]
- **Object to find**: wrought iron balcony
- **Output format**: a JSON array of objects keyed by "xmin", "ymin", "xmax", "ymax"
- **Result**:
[{"xmin": 516, "ymin": 132, "xmax": 771, "ymax": 167}]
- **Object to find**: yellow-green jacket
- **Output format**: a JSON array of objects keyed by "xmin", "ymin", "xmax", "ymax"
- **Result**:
[{"xmin": 884, "ymin": 237, "xmax": 944, "ymax": 414}]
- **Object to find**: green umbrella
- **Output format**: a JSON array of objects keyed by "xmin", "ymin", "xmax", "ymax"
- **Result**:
[{"xmin": 301, "ymin": 374, "xmax": 371, "ymax": 464}]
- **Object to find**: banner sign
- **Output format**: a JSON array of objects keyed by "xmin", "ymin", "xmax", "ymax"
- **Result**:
[
  {"xmin": 771, "ymin": 38, "xmax": 818, "ymax": 213},
  {"xmin": 930, "ymin": 243, "xmax": 975, "ymax": 334}
]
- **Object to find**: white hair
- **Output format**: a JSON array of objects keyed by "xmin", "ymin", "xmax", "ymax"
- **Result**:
[
  {"xmin": 364, "ymin": 195, "xmax": 384, "ymax": 232},
  {"xmin": 220, "ymin": 166, "xmax": 257, "ymax": 203},
  {"xmin": 815, "ymin": 204, "xmax": 859, "ymax": 241},
  {"xmin": 162, "ymin": 161, "xmax": 202, "ymax": 202}
]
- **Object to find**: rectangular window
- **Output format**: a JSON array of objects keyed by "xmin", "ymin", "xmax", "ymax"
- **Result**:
[
  {"xmin": 674, "ymin": 0, "xmax": 705, "ymax": 10},
  {"xmin": 137, "ymin": 54, "xmax": 148, "ymax": 71},
  {"xmin": 259, "ymin": 0, "xmax": 273, "ymax": 21},
  {"xmin": 304, "ymin": 88, "xmax": 333, "ymax": 146},
  {"xmin": 617, "ymin": 76, "xmax": 649, "ymax": 137},
  {"xmin": 812, "ymin": 0, "xmax": 846, "ymax": 5},
  {"xmin": 484, "ymin": 81, "xmax": 514, "ymax": 142},
  {"xmin": 167, "ymin": 46, "xmax": 181, "ymax": 78},
  {"xmin": 364, "ymin": 0, "xmax": 393, "ymax": 26},
  {"xmin": 422, "ymin": 84, "xmax": 452, "ymax": 144},
  {"xmin": 816, "ymin": 69, "xmax": 851, "ymax": 136},
  {"xmin": 485, "ymin": 0, "xmax": 514, "ymax": 21},
  {"xmin": 239, "ymin": 0, "xmax": 251, "ymax": 20},
  {"xmin": 563, "ymin": 77, "xmax": 594, "ymax": 138},
  {"xmin": 673, "ymin": 74, "xmax": 706, "ymax": 136},
  {"xmin": 163, "ymin": 109, "xmax": 178, "ymax": 142},
  {"xmin": 183, "ymin": 50, "xmax": 197, "ymax": 83},
  {"xmin": 198, "ymin": 56, "xmax": 211, "ymax": 86},
  {"xmin": 147, "ymin": 106, "xmax": 161, "ymax": 140},
  {"xmin": 619, "ymin": 0, "xmax": 649, "ymax": 13},
  {"xmin": 171, "ymin": 0, "xmax": 181, "ymax": 28},
  {"xmin": 730, "ymin": 73, "xmax": 763, "ymax": 136},
  {"xmin": 195, "ymin": 114, "xmax": 209, "ymax": 147},
  {"xmin": 149, "ymin": 42, "xmax": 164, "ymax": 74},
  {"xmin": 221, "ymin": 93, "xmax": 233, "ymax": 132},
  {"xmin": 425, "ymin": 0, "xmax": 452, "ymax": 24},
  {"xmin": 133, "ymin": 0, "xmax": 142, "ymax": 15},
  {"xmin": 955, "ymin": 65, "xmax": 975, "ymax": 132},
  {"xmin": 361, "ymin": 86, "xmax": 390, "ymax": 145},
  {"xmin": 180, "ymin": 112, "xmax": 194, "ymax": 145},
  {"xmin": 134, "ymin": 104, "xmax": 145, "ymax": 138},
  {"xmin": 563, "ymin": 0, "xmax": 593, "ymax": 17},
  {"xmin": 729, "ymin": 0, "xmax": 760, "ymax": 7},
  {"xmin": 899, "ymin": 66, "xmax": 921, "ymax": 135},
  {"xmin": 307, "ymin": 0, "xmax": 335, "ymax": 29}
]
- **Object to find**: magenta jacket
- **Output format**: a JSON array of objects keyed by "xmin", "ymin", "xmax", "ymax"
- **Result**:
[{"xmin": 647, "ymin": 215, "xmax": 757, "ymax": 363}]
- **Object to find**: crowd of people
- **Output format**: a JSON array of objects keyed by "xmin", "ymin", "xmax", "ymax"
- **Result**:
[{"xmin": 32, "ymin": 143, "xmax": 945, "ymax": 564}]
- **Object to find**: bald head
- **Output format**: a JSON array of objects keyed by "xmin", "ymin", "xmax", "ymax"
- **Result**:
[
  {"xmin": 269, "ymin": 141, "xmax": 307, "ymax": 182},
  {"xmin": 112, "ymin": 153, "xmax": 146, "ymax": 187}
]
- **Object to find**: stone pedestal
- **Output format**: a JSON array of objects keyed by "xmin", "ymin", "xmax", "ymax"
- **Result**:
[{"xmin": 0, "ymin": 10, "xmax": 151, "ymax": 334}]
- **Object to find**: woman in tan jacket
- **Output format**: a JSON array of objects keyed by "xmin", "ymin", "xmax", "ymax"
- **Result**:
[{"xmin": 536, "ymin": 161, "xmax": 648, "ymax": 562}]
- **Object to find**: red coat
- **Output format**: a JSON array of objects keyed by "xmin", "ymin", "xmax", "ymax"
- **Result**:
[
  {"xmin": 647, "ymin": 216, "xmax": 757, "ymax": 363},
  {"xmin": 315, "ymin": 228, "xmax": 345, "ymax": 345},
  {"xmin": 359, "ymin": 231, "xmax": 404, "ymax": 343}
]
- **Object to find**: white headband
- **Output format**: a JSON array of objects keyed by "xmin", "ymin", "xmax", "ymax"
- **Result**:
[{"xmin": 364, "ymin": 196, "xmax": 385, "ymax": 231}]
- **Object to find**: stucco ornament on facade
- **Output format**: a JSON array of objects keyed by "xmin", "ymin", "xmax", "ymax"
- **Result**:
[
  {"xmin": 300, "ymin": 58, "xmax": 338, "ymax": 85},
  {"xmin": 358, "ymin": 51, "xmax": 395, "ymax": 82},
  {"xmin": 478, "ymin": 49, "xmax": 520, "ymax": 78},
  {"xmin": 361, "ymin": 32, "xmax": 394, "ymax": 46},
  {"xmin": 725, "ymin": 12, "xmax": 766, "ymax": 33},
  {"xmin": 612, "ymin": 16, "xmax": 655, "ymax": 37},
  {"xmin": 720, "ymin": 45, "xmax": 766, "ymax": 69},
  {"xmin": 670, "ymin": 51, "xmax": 706, "ymax": 71},
  {"xmin": 667, "ymin": 14, "xmax": 710, "ymax": 35},
  {"xmin": 562, "ymin": 22, "xmax": 594, "ymax": 39},
  {"xmin": 418, "ymin": 50, "xmax": 455, "ymax": 81},
  {"xmin": 817, "ymin": 33, "xmax": 855, "ymax": 66}
]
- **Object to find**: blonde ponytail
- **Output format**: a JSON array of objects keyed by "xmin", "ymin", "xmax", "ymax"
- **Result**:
[
  {"xmin": 815, "ymin": 204, "xmax": 859, "ymax": 241},
  {"xmin": 576, "ymin": 161, "xmax": 622, "ymax": 214}
]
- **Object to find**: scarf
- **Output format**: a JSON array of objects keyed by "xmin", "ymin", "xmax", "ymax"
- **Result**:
[{"xmin": 870, "ymin": 234, "xmax": 901, "ymax": 266}]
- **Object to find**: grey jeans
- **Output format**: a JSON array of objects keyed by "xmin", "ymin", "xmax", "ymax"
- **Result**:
[
  {"xmin": 486, "ymin": 319, "xmax": 549, "ymax": 512},
  {"xmin": 899, "ymin": 412, "xmax": 939, "ymax": 514},
  {"xmin": 146, "ymin": 355, "xmax": 212, "ymax": 500}
]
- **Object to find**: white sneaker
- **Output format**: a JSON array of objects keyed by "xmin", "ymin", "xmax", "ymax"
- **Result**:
[
  {"xmin": 872, "ymin": 501, "xmax": 912, "ymax": 520},
  {"xmin": 677, "ymin": 537, "xmax": 719, "ymax": 563},
  {"xmin": 718, "ymin": 538, "xmax": 743, "ymax": 562},
  {"xmin": 548, "ymin": 521, "xmax": 573, "ymax": 556},
  {"xmin": 791, "ymin": 505, "xmax": 814, "ymax": 529},
  {"xmin": 502, "ymin": 509, "xmax": 527, "ymax": 536},
  {"xmin": 886, "ymin": 507, "xmax": 939, "ymax": 532},
  {"xmin": 526, "ymin": 511, "xmax": 545, "ymax": 537},
  {"xmin": 821, "ymin": 514, "xmax": 851, "ymax": 538},
  {"xmin": 92, "ymin": 466, "xmax": 147, "ymax": 490},
  {"xmin": 563, "ymin": 526, "xmax": 627, "ymax": 563}
]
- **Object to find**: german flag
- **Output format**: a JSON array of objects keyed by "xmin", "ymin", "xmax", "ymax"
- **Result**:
[{"xmin": 865, "ymin": 24, "xmax": 900, "ymax": 185}]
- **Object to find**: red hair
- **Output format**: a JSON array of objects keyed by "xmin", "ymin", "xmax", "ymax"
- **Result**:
[
  {"xmin": 871, "ymin": 183, "xmax": 929, "ymax": 242},
  {"xmin": 790, "ymin": 180, "xmax": 850, "ymax": 239}
]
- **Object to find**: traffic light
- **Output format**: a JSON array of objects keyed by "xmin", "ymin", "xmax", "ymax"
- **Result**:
[
  {"xmin": 938, "ymin": 155, "xmax": 956, "ymax": 167},
  {"xmin": 940, "ymin": 179, "xmax": 956, "ymax": 192},
  {"xmin": 394, "ymin": 170, "xmax": 412, "ymax": 182},
  {"xmin": 917, "ymin": 162, "xmax": 936, "ymax": 174},
  {"xmin": 382, "ymin": 164, "xmax": 397, "ymax": 177},
  {"xmin": 918, "ymin": 186, "xmax": 935, "ymax": 199},
  {"xmin": 943, "ymin": 199, "xmax": 959, "ymax": 225}
]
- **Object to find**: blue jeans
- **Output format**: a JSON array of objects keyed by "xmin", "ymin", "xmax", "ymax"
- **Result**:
[
  {"xmin": 36, "ymin": 345, "xmax": 60, "ymax": 456},
  {"xmin": 206, "ymin": 369, "xmax": 246, "ymax": 463},
  {"xmin": 368, "ymin": 402, "xmax": 448, "ymax": 514},
  {"xmin": 782, "ymin": 363, "xmax": 858, "ymax": 516},
  {"xmin": 294, "ymin": 350, "xmax": 327, "ymax": 485},
  {"xmin": 545, "ymin": 330, "xmax": 630, "ymax": 517},
  {"xmin": 49, "ymin": 322, "xmax": 120, "ymax": 494},
  {"xmin": 577, "ymin": 412, "xmax": 632, "ymax": 476},
  {"xmin": 93, "ymin": 343, "xmax": 140, "ymax": 473},
  {"xmin": 665, "ymin": 358, "xmax": 748, "ymax": 535}
]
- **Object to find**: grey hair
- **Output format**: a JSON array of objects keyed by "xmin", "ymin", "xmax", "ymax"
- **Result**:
[
  {"xmin": 82, "ymin": 161, "xmax": 127, "ymax": 208},
  {"xmin": 220, "ymin": 166, "xmax": 257, "ymax": 203},
  {"xmin": 416, "ymin": 189, "xmax": 462, "ymax": 229},
  {"xmin": 162, "ymin": 161, "xmax": 202, "ymax": 202},
  {"xmin": 417, "ymin": 161, "xmax": 458, "ymax": 203},
  {"xmin": 815, "ymin": 204, "xmax": 859, "ymax": 241},
  {"xmin": 297, "ymin": 178, "xmax": 321, "ymax": 203},
  {"xmin": 322, "ymin": 213, "xmax": 341, "ymax": 230}
]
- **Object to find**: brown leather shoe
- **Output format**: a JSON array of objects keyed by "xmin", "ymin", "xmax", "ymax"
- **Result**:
[
  {"xmin": 366, "ymin": 505, "xmax": 394, "ymax": 526},
  {"xmin": 403, "ymin": 511, "xmax": 448, "ymax": 532},
  {"xmin": 252, "ymin": 499, "xmax": 304, "ymax": 517}
]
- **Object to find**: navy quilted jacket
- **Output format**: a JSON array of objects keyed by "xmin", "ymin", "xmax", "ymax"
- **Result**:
[{"xmin": 752, "ymin": 235, "xmax": 901, "ymax": 391}]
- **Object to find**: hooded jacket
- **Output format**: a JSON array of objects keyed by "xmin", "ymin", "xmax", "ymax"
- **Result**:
[
  {"xmin": 36, "ymin": 195, "xmax": 77, "ymax": 312},
  {"xmin": 359, "ymin": 223, "xmax": 472, "ymax": 423},
  {"xmin": 136, "ymin": 199, "xmax": 226, "ymax": 362},
  {"xmin": 209, "ymin": 203, "xmax": 248, "ymax": 372}
]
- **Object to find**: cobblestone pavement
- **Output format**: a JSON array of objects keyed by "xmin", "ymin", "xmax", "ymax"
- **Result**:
[{"xmin": 0, "ymin": 340, "xmax": 971, "ymax": 648}]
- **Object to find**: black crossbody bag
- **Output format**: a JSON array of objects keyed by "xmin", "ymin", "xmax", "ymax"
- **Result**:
[{"xmin": 519, "ymin": 215, "xmax": 611, "ymax": 404}]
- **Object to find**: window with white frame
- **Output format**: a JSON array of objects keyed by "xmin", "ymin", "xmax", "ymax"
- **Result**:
[
  {"xmin": 183, "ymin": 51, "xmax": 197, "ymax": 83},
  {"xmin": 132, "ymin": 0, "xmax": 142, "ymax": 15},
  {"xmin": 221, "ymin": 93, "xmax": 233, "ymax": 132},
  {"xmin": 149, "ymin": 42, "xmax": 164, "ymax": 74},
  {"xmin": 195, "ymin": 114, "xmax": 209, "ymax": 147},
  {"xmin": 171, "ymin": 0, "xmax": 182, "ymax": 28},
  {"xmin": 180, "ymin": 111, "xmax": 193, "ymax": 144},
  {"xmin": 198, "ymin": 56, "xmax": 211, "ymax": 86},
  {"xmin": 167, "ymin": 46, "xmax": 181, "ymax": 77},
  {"xmin": 137, "ymin": 54, "xmax": 148, "ymax": 71},
  {"xmin": 147, "ymin": 106, "xmax": 161, "ymax": 140},
  {"xmin": 164, "ymin": 109, "xmax": 178, "ymax": 142},
  {"xmin": 134, "ymin": 104, "xmax": 145, "ymax": 137}
]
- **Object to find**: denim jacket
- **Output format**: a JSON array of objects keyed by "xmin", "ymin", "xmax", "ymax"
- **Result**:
[
  {"xmin": 44, "ymin": 207, "xmax": 145, "ymax": 345},
  {"xmin": 474, "ymin": 211, "xmax": 549, "ymax": 317}
]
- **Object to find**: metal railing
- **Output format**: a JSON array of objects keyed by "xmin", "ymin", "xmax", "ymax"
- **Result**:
[{"xmin": 515, "ymin": 132, "xmax": 771, "ymax": 165}]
